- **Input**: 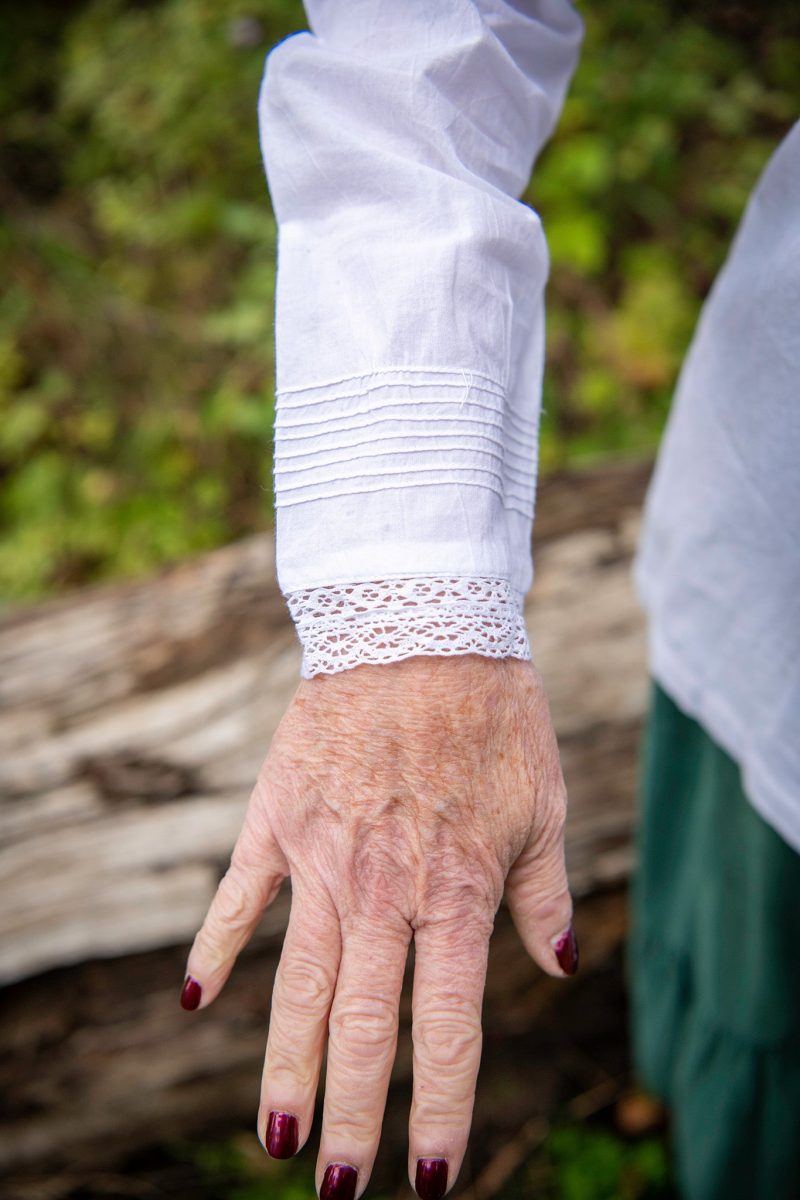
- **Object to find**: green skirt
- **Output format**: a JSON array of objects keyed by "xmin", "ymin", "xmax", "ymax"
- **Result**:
[{"xmin": 628, "ymin": 679, "xmax": 800, "ymax": 1200}]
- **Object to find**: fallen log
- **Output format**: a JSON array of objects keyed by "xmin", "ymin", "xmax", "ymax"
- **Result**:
[
  {"xmin": 0, "ymin": 458, "xmax": 653, "ymax": 1185},
  {"xmin": 0, "ymin": 458, "xmax": 651, "ymax": 986}
]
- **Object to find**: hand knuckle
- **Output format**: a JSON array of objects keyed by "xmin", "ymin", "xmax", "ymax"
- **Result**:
[
  {"xmin": 350, "ymin": 841, "xmax": 411, "ymax": 919},
  {"xmin": 194, "ymin": 922, "xmax": 229, "ymax": 966},
  {"xmin": 544, "ymin": 806, "xmax": 568, "ymax": 854},
  {"xmin": 416, "ymin": 1008, "xmax": 480, "ymax": 1074},
  {"xmin": 528, "ymin": 800, "xmax": 567, "ymax": 861},
  {"xmin": 263, "ymin": 1043, "xmax": 318, "ymax": 1093},
  {"xmin": 230, "ymin": 838, "xmax": 260, "ymax": 875},
  {"xmin": 213, "ymin": 869, "xmax": 252, "ymax": 931},
  {"xmin": 278, "ymin": 954, "xmax": 334, "ymax": 1011},
  {"xmin": 234, "ymin": 806, "xmax": 278, "ymax": 867},
  {"xmin": 532, "ymin": 885, "xmax": 572, "ymax": 926},
  {"xmin": 424, "ymin": 881, "xmax": 498, "ymax": 937},
  {"xmin": 329, "ymin": 993, "xmax": 397, "ymax": 1063},
  {"xmin": 323, "ymin": 1112, "xmax": 374, "ymax": 1148}
]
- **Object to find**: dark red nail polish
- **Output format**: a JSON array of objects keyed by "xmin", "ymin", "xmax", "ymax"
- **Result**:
[
  {"xmin": 266, "ymin": 1110, "xmax": 299, "ymax": 1159},
  {"xmin": 180, "ymin": 975, "xmax": 202, "ymax": 1010},
  {"xmin": 415, "ymin": 1158, "xmax": 448, "ymax": 1200},
  {"xmin": 321, "ymin": 1162, "xmax": 358, "ymax": 1200},
  {"xmin": 554, "ymin": 925, "xmax": 579, "ymax": 975}
]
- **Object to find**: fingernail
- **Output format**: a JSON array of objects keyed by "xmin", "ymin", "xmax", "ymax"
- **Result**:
[
  {"xmin": 180, "ymin": 975, "xmax": 202, "ymax": 1010},
  {"xmin": 321, "ymin": 1162, "xmax": 358, "ymax": 1200},
  {"xmin": 416, "ymin": 1157, "xmax": 448, "ymax": 1200},
  {"xmin": 553, "ymin": 924, "xmax": 579, "ymax": 975},
  {"xmin": 266, "ymin": 1110, "xmax": 299, "ymax": 1159}
]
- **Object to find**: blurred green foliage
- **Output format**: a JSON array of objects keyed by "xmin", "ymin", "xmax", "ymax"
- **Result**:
[
  {"xmin": 1, "ymin": 0, "xmax": 798, "ymax": 601},
  {"xmin": 167, "ymin": 1132, "xmax": 392, "ymax": 1200},
  {"xmin": 1, "ymin": 0, "xmax": 297, "ymax": 600},
  {"xmin": 505, "ymin": 1124, "xmax": 674, "ymax": 1200},
  {"xmin": 164, "ymin": 1121, "xmax": 673, "ymax": 1199},
  {"xmin": 531, "ymin": 0, "xmax": 800, "ymax": 471}
]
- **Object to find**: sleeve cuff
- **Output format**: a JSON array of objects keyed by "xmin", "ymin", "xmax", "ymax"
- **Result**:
[{"xmin": 285, "ymin": 574, "xmax": 532, "ymax": 678}]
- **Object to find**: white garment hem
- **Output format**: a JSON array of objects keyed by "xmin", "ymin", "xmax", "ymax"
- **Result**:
[
  {"xmin": 285, "ymin": 574, "xmax": 532, "ymax": 679},
  {"xmin": 633, "ymin": 557, "xmax": 800, "ymax": 857}
]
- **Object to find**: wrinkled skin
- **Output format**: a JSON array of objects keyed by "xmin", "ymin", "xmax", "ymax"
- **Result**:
[{"xmin": 185, "ymin": 654, "xmax": 574, "ymax": 1197}]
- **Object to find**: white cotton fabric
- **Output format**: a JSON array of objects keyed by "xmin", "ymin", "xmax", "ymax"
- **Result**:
[
  {"xmin": 257, "ymin": 0, "xmax": 584, "ymax": 673},
  {"xmin": 632, "ymin": 120, "xmax": 800, "ymax": 855},
  {"xmin": 258, "ymin": 3, "xmax": 800, "ymax": 851}
]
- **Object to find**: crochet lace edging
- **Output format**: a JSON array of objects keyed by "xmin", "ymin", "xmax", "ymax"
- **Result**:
[{"xmin": 285, "ymin": 575, "xmax": 532, "ymax": 677}]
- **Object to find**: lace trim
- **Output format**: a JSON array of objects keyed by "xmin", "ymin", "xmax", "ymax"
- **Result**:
[{"xmin": 285, "ymin": 575, "xmax": 531, "ymax": 678}]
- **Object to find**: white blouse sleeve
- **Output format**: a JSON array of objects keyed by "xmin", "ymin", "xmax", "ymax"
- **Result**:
[{"xmin": 258, "ymin": 0, "xmax": 583, "ymax": 678}]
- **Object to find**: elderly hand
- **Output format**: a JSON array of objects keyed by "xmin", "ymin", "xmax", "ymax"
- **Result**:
[{"xmin": 181, "ymin": 654, "xmax": 576, "ymax": 1200}]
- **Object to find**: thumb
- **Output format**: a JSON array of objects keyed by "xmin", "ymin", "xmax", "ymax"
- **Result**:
[
  {"xmin": 181, "ymin": 782, "xmax": 289, "ymax": 1010},
  {"xmin": 504, "ymin": 802, "xmax": 578, "ymax": 978}
]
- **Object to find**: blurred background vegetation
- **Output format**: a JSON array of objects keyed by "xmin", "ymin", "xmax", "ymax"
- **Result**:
[
  {"xmin": 151, "ymin": 1120, "xmax": 674, "ymax": 1200},
  {"xmin": 1, "ymin": 0, "xmax": 798, "ymax": 604},
  {"xmin": 2, "ymin": 4, "xmax": 798, "ymax": 1197}
]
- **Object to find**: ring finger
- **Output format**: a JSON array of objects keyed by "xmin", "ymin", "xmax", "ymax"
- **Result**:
[{"xmin": 316, "ymin": 914, "xmax": 412, "ymax": 1198}]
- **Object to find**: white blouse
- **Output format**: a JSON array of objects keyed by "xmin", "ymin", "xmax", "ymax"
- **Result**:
[
  {"xmin": 258, "ymin": 2, "xmax": 800, "ymax": 853},
  {"xmin": 258, "ymin": 0, "xmax": 584, "ymax": 676},
  {"xmin": 632, "ymin": 119, "xmax": 800, "ymax": 855}
]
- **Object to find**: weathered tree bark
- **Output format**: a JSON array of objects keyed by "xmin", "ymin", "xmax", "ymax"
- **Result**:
[
  {"xmin": 0, "ymin": 458, "xmax": 651, "ymax": 986},
  {"xmin": 0, "ymin": 458, "xmax": 653, "ymax": 1186}
]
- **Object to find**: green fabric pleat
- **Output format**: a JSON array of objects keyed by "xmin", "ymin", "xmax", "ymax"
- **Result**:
[{"xmin": 628, "ymin": 678, "xmax": 800, "ymax": 1200}]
